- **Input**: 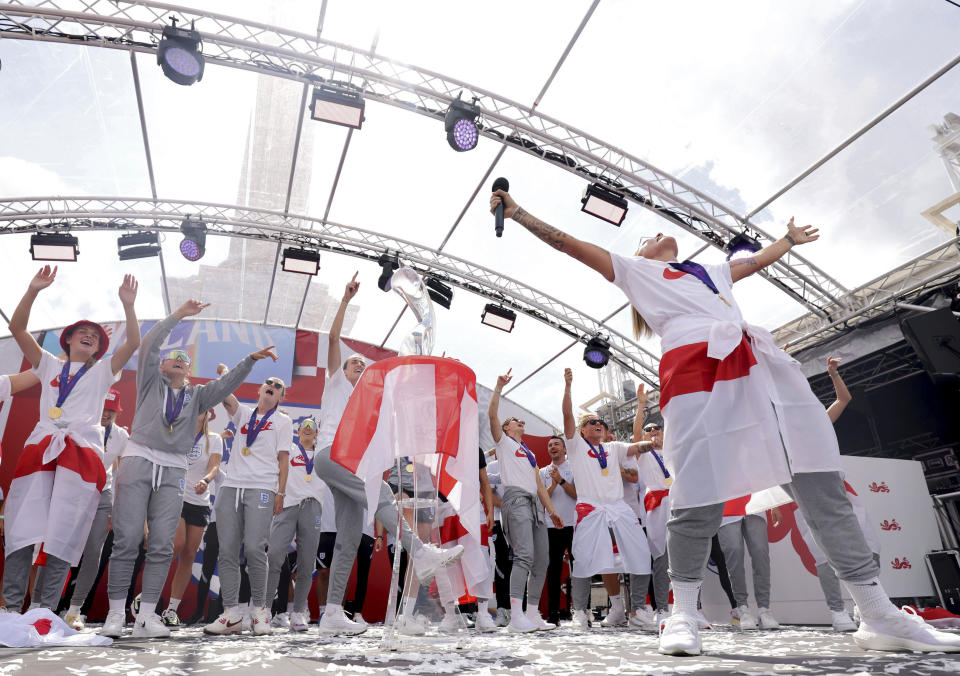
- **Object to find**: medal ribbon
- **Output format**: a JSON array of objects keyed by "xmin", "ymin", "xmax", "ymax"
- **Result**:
[
  {"xmin": 518, "ymin": 441, "xmax": 537, "ymax": 468},
  {"xmin": 650, "ymin": 449, "xmax": 671, "ymax": 481},
  {"xmin": 56, "ymin": 360, "xmax": 89, "ymax": 409},
  {"xmin": 194, "ymin": 430, "xmax": 204, "ymax": 445},
  {"xmin": 295, "ymin": 441, "xmax": 314, "ymax": 475},
  {"xmin": 245, "ymin": 407, "xmax": 275, "ymax": 450},
  {"xmin": 585, "ymin": 439, "xmax": 608, "ymax": 473},
  {"xmin": 165, "ymin": 386, "xmax": 187, "ymax": 428},
  {"xmin": 104, "ymin": 424, "xmax": 112, "ymax": 446},
  {"xmin": 668, "ymin": 261, "xmax": 730, "ymax": 305}
]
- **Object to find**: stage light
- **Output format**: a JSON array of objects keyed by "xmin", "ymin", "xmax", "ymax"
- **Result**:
[
  {"xmin": 581, "ymin": 183, "xmax": 629, "ymax": 226},
  {"xmin": 117, "ymin": 232, "xmax": 160, "ymax": 261},
  {"xmin": 481, "ymin": 303, "xmax": 516, "ymax": 333},
  {"xmin": 281, "ymin": 247, "xmax": 320, "ymax": 275},
  {"xmin": 377, "ymin": 252, "xmax": 400, "ymax": 291},
  {"xmin": 157, "ymin": 21, "xmax": 204, "ymax": 86},
  {"xmin": 311, "ymin": 85, "xmax": 365, "ymax": 129},
  {"xmin": 583, "ymin": 335, "xmax": 611, "ymax": 369},
  {"xmin": 179, "ymin": 218, "xmax": 206, "ymax": 261},
  {"xmin": 444, "ymin": 95, "xmax": 481, "ymax": 152},
  {"xmin": 30, "ymin": 232, "xmax": 78, "ymax": 261},
  {"xmin": 425, "ymin": 276, "xmax": 453, "ymax": 310},
  {"xmin": 725, "ymin": 232, "xmax": 762, "ymax": 259}
]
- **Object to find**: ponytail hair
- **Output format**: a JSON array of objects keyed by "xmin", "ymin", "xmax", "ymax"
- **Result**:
[{"xmin": 631, "ymin": 245, "xmax": 654, "ymax": 340}]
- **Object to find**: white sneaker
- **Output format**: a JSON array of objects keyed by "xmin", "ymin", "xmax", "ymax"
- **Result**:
[
  {"xmin": 758, "ymin": 607, "xmax": 780, "ymax": 630},
  {"xmin": 203, "ymin": 608, "xmax": 244, "ymax": 635},
  {"xmin": 412, "ymin": 543, "xmax": 465, "ymax": 585},
  {"xmin": 352, "ymin": 613, "xmax": 369, "ymax": 631},
  {"xmin": 396, "ymin": 612, "xmax": 429, "ymax": 636},
  {"xmin": 853, "ymin": 604, "xmax": 861, "ymax": 625},
  {"xmin": 732, "ymin": 605, "xmax": 757, "ymax": 631},
  {"xmin": 271, "ymin": 612, "xmax": 290, "ymax": 629},
  {"xmin": 132, "ymin": 612, "xmax": 171, "ymax": 638},
  {"xmin": 853, "ymin": 606, "xmax": 960, "ymax": 652},
  {"xmin": 659, "ymin": 612, "xmax": 701, "ymax": 656},
  {"xmin": 438, "ymin": 612, "xmax": 460, "ymax": 633},
  {"xmin": 494, "ymin": 607, "xmax": 511, "ymax": 626},
  {"xmin": 832, "ymin": 610, "xmax": 858, "ymax": 632},
  {"xmin": 252, "ymin": 606, "xmax": 272, "ymax": 635},
  {"xmin": 101, "ymin": 609, "xmax": 125, "ymax": 638},
  {"xmin": 289, "ymin": 611, "xmax": 309, "ymax": 632},
  {"xmin": 694, "ymin": 609, "xmax": 712, "ymax": 630},
  {"xmin": 475, "ymin": 611, "xmax": 498, "ymax": 633},
  {"xmin": 317, "ymin": 607, "xmax": 366, "ymax": 636},
  {"xmin": 628, "ymin": 607, "xmax": 659, "ymax": 632},
  {"xmin": 64, "ymin": 609, "xmax": 85, "ymax": 631},
  {"xmin": 526, "ymin": 607, "xmax": 556, "ymax": 631},
  {"xmin": 241, "ymin": 608, "xmax": 252, "ymax": 633},
  {"xmin": 160, "ymin": 608, "xmax": 181, "ymax": 629},
  {"xmin": 571, "ymin": 609, "xmax": 591, "ymax": 630},
  {"xmin": 508, "ymin": 609, "xmax": 539, "ymax": 633},
  {"xmin": 600, "ymin": 605, "xmax": 626, "ymax": 627}
]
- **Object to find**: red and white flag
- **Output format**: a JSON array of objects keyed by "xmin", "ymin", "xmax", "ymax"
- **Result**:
[
  {"xmin": 332, "ymin": 356, "xmax": 482, "ymax": 540},
  {"xmin": 0, "ymin": 609, "xmax": 112, "ymax": 647}
]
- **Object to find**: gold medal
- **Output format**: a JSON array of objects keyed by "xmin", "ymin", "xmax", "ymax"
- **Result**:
[
  {"xmin": 718, "ymin": 294, "xmax": 732, "ymax": 307},
  {"xmin": 49, "ymin": 406, "xmax": 63, "ymax": 419},
  {"xmin": 304, "ymin": 474, "xmax": 312, "ymax": 482},
  {"xmin": 241, "ymin": 446, "xmax": 252, "ymax": 456},
  {"xmin": 601, "ymin": 468, "xmax": 609, "ymax": 477},
  {"xmin": 664, "ymin": 477, "xmax": 673, "ymax": 487},
  {"xmin": 168, "ymin": 424, "xmax": 174, "ymax": 434},
  {"xmin": 405, "ymin": 463, "xmax": 414, "ymax": 473}
]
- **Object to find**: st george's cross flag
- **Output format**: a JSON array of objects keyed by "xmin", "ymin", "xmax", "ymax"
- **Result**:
[{"xmin": 331, "ymin": 356, "xmax": 483, "ymax": 542}]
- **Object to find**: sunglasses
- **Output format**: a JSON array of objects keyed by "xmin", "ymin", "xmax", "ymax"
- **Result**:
[
  {"xmin": 165, "ymin": 349, "xmax": 191, "ymax": 364},
  {"xmin": 299, "ymin": 419, "xmax": 317, "ymax": 431},
  {"xmin": 264, "ymin": 378, "xmax": 285, "ymax": 391},
  {"xmin": 583, "ymin": 418, "xmax": 604, "ymax": 426},
  {"xmin": 644, "ymin": 424, "xmax": 663, "ymax": 431}
]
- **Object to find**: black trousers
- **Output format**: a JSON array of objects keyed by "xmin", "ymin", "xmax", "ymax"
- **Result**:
[
  {"xmin": 545, "ymin": 526, "xmax": 573, "ymax": 623},
  {"xmin": 710, "ymin": 533, "xmax": 737, "ymax": 609},
  {"xmin": 491, "ymin": 522, "xmax": 512, "ymax": 610},
  {"xmin": 345, "ymin": 534, "xmax": 375, "ymax": 618}
]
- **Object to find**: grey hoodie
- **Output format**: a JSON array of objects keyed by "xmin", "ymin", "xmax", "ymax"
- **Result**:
[{"xmin": 128, "ymin": 313, "xmax": 254, "ymax": 455}]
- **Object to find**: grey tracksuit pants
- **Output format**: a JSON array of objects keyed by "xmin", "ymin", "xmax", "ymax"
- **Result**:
[
  {"xmin": 107, "ymin": 456, "xmax": 185, "ymax": 609},
  {"xmin": 70, "ymin": 488, "xmax": 113, "ymax": 607},
  {"xmin": 314, "ymin": 445, "xmax": 423, "ymax": 607},
  {"xmin": 265, "ymin": 498, "xmax": 323, "ymax": 613},
  {"xmin": 3, "ymin": 547, "xmax": 70, "ymax": 611},
  {"xmin": 216, "ymin": 486, "xmax": 276, "ymax": 608},
  {"xmin": 668, "ymin": 471, "xmax": 879, "ymax": 587},
  {"xmin": 501, "ymin": 488, "xmax": 548, "ymax": 605},
  {"xmin": 818, "ymin": 552, "xmax": 881, "ymax": 612},
  {"xmin": 717, "ymin": 514, "xmax": 771, "ymax": 608}
]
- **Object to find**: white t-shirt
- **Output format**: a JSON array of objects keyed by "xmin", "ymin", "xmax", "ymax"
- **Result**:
[
  {"xmin": 318, "ymin": 368, "xmax": 354, "ymax": 450},
  {"xmin": 486, "ymin": 458, "xmax": 503, "ymax": 521},
  {"xmin": 621, "ymin": 455, "xmax": 647, "ymax": 522},
  {"xmin": 101, "ymin": 423, "xmax": 129, "ymax": 494},
  {"xmin": 565, "ymin": 435, "xmax": 628, "ymax": 505},
  {"xmin": 0, "ymin": 375, "xmax": 10, "ymax": 403},
  {"xmin": 319, "ymin": 478, "xmax": 337, "ymax": 532},
  {"xmin": 284, "ymin": 442, "xmax": 326, "ymax": 509},
  {"xmin": 183, "ymin": 432, "xmax": 222, "ymax": 506},
  {"xmin": 495, "ymin": 434, "xmax": 539, "ymax": 496},
  {"xmin": 29, "ymin": 350, "xmax": 120, "ymax": 453},
  {"xmin": 223, "ymin": 404, "xmax": 293, "ymax": 491},
  {"xmin": 539, "ymin": 460, "xmax": 576, "ymax": 528}
]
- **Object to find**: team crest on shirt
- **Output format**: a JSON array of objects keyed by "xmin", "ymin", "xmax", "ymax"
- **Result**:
[
  {"xmin": 178, "ymin": 478, "xmax": 186, "ymax": 492},
  {"xmin": 188, "ymin": 445, "xmax": 202, "ymax": 461},
  {"xmin": 260, "ymin": 491, "xmax": 270, "ymax": 504},
  {"xmin": 183, "ymin": 392, "xmax": 192, "ymax": 403},
  {"xmin": 514, "ymin": 450, "xmax": 527, "ymax": 459},
  {"xmin": 315, "ymin": 515, "xmax": 323, "ymax": 527},
  {"xmin": 291, "ymin": 455, "xmax": 307, "ymax": 467}
]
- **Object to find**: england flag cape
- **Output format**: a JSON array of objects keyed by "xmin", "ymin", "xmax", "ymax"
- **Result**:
[
  {"xmin": 331, "ymin": 356, "xmax": 483, "ymax": 556},
  {"xmin": 0, "ymin": 609, "xmax": 112, "ymax": 647}
]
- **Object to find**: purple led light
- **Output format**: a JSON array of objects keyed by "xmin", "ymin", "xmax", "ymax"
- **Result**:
[
  {"xmin": 452, "ymin": 119, "xmax": 478, "ymax": 150},
  {"xmin": 180, "ymin": 238, "xmax": 201, "ymax": 261},
  {"xmin": 164, "ymin": 46, "xmax": 202, "ymax": 77}
]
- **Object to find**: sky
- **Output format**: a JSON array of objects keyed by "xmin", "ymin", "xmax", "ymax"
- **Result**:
[{"xmin": 1, "ymin": 0, "xmax": 959, "ymax": 427}]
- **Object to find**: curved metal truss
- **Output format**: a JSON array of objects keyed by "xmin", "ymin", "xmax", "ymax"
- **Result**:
[
  {"xmin": 0, "ymin": 0, "xmax": 850, "ymax": 319},
  {"xmin": 0, "ymin": 197, "xmax": 663, "ymax": 386}
]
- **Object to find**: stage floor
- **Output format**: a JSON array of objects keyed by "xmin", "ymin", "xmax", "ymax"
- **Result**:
[{"xmin": 4, "ymin": 621, "xmax": 960, "ymax": 675}]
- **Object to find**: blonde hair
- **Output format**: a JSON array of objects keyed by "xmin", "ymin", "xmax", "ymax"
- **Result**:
[
  {"xmin": 631, "ymin": 245, "xmax": 654, "ymax": 339},
  {"xmin": 200, "ymin": 412, "xmax": 211, "ymax": 454}
]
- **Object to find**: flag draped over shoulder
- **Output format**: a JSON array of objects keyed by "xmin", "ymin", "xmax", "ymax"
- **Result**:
[{"xmin": 331, "ymin": 356, "xmax": 482, "ymax": 541}]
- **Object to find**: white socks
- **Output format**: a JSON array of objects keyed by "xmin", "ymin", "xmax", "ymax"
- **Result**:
[
  {"xmin": 286, "ymin": 602, "xmax": 294, "ymax": 614},
  {"xmin": 478, "ymin": 599, "xmax": 489, "ymax": 616},
  {"xmin": 671, "ymin": 580, "xmax": 701, "ymax": 615},
  {"xmin": 844, "ymin": 578, "xmax": 895, "ymax": 620},
  {"xmin": 510, "ymin": 598, "xmax": 524, "ymax": 615},
  {"xmin": 108, "ymin": 597, "xmax": 125, "ymax": 613},
  {"xmin": 67, "ymin": 604, "xmax": 81, "ymax": 615},
  {"xmin": 167, "ymin": 598, "xmax": 181, "ymax": 612},
  {"xmin": 610, "ymin": 594, "xmax": 624, "ymax": 614}
]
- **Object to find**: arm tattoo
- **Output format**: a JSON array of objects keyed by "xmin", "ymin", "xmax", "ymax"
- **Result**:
[
  {"xmin": 512, "ymin": 206, "xmax": 573, "ymax": 255},
  {"xmin": 729, "ymin": 257, "xmax": 759, "ymax": 268}
]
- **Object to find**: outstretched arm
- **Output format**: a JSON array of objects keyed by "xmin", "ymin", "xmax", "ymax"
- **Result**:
[
  {"xmin": 491, "ymin": 191, "xmax": 614, "ymax": 282},
  {"xmin": 7, "ymin": 370, "xmax": 39, "ymax": 395},
  {"xmin": 110, "ymin": 275, "xmax": 141, "ymax": 375},
  {"xmin": 562, "ymin": 368, "xmax": 576, "ymax": 440},
  {"xmin": 632, "ymin": 383, "xmax": 648, "ymax": 443},
  {"xmin": 200, "ymin": 345, "xmax": 277, "ymax": 414},
  {"xmin": 729, "ymin": 217, "xmax": 819, "ymax": 283},
  {"xmin": 327, "ymin": 272, "xmax": 359, "ymax": 378},
  {"xmin": 825, "ymin": 357, "xmax": 851, "ymax": 423},
  {"xmin": 489, "ymin": 369, "xmax": 511, "ymax": 443},
  {"xmin": 9, "ymin": 266, "xmax": 57, "ymax": 368}
]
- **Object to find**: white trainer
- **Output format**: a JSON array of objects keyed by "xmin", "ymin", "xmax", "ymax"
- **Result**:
[
  {"xmin": 475, "ymin": 611, "xmax": 498, "ymax": 633},
  {"xmin": 132, "ymin": 612, "xmax": 171, "ymax": 638},
  {"xmin": 100, "ymin": 609, "xmax": 126, "ymax": 638},
  {"xmin": 203, "ymin": 608, "xmax": 244, "ymax": 635},
  {"xmin": 758, "ymin": 607, "xmax": 780, "ymax": 630},
  {"xmin": 600, "ymin": 605, "xmax": 626, "ymax": 627},
  {"xmin": 252, "ymin": 606, "xmax": 272, "ymax": 635},
  {"xmin": 411, "ymin": 543, "xmax": 465, "ymax": 585},
  {"xmin": 241, "ymin": 608, "xmax": 252, "ymax": 633},
  {"xmin": 271, "ymin": 612, "xmax": 290, "ymax": 629},
  {"xmin": 526, "ymin": 607, "xmax": 556, "ymax": 631},
  {"xmin": 658, "ymin": 612, "xmax": 702, "ymax": 656},
  {"xmin": 396, "ymin": 612, "xmax": 429, "ymax": 636},
  {"xmin": 732, "ymin": 605, "xmax": 757, "ymax": 631},
  {"xmin": 853, "ymin": 606, "xmax": 960, "ymax": 652},
  {"xmin": 494, "ymin": 607, "xmax": 511, "ymax": 626},
  {"xmin": 289, "ymin": 611, "xmax": 309, "ymax": 632},
  {"xmin": 571, "ymin": 609, "xmax": 591, "ymax": 630},
  {"xmin": 64, "ymin": 610, "xmax": 85, "ymax": 631},
  {"xmin": 352, "ymin": 613, "xmax": 369, "ymax": 631},
  {"xmin": 832, "ymin": 609, "xmax": 858, "ymax": 632},
  {"xmin": 317, "ymin": 606, "xmax": 366, "ymax": 636},
  {"xmin": 628, "ymin": 607, "xmax": 659, "ymax": 632},
  {"xmin": 508, "ymin": 609, "xmax": 539, "ymax": 633},
  {"xmin": 694, "ymin": 609, "xmax": 712, "ymax": 630},
  {"xmin": 438, "ymin": 612, "xmax": 460, "ymax": 633}
]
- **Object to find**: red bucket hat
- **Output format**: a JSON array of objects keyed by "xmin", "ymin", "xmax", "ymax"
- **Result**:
[
  {"xmin": 103, "ymin": 388, "xmax": 123, "ymax": 412},
  {"xmin": 60, "ymin": 320, "xmax": 110, "ymax": 361}
]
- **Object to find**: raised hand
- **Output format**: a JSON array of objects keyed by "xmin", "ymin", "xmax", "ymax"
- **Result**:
[
  {"xmin": 29, "ymin": 265, "xmax": 57, "ymax": 292},
  {"xmin": 489, "ymin": 190, "xmax": 518, "ymax": 219},
  {"xmin": 786, "ymin": 216, "xmax": 819, "ymax": 245},
  {"xmin": 175, "ymin": 299, "xmax": 210, "ymax": 319},
  {"xmin": 637, "ymin": 383, "xmax": 648, "ymax": 403},
  {"xmin": 564, "ymin": 367, "xmax": 573, "ymax": 387},
  {"xmin": 343, "ymin": 272, "xmax": 360, "ymax": 303},
  {"xmin": 826, "ymin": 357, "xmax": 841, "ymax": 376},
  {"xmin": 496, "ymin": 368, "xmax": 512, "ymax": 390},
  {"xmin": 118, "ymin": 274, "xmax": 138, "ymax": 306},
  {"xmin": 250, "ymin": 345, "xmax": 278, "ymax": 362},
  {"xmin": 216, "ymin": 363, "xmax": 229, "ymax": 376}
]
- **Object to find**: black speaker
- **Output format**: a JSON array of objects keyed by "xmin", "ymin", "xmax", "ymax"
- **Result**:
[
  {"xmin": 900, "ymin": 308, "xmax": 960, "ymax": 382},
  {"xmin": 925, "ymin": 550, "xmax": 960, "ymax": 614}
]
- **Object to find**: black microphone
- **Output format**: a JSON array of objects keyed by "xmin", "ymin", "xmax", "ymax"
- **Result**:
[{"xmin": 492, "ymin": 177, "xmax": 509, "ymax": 238}]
